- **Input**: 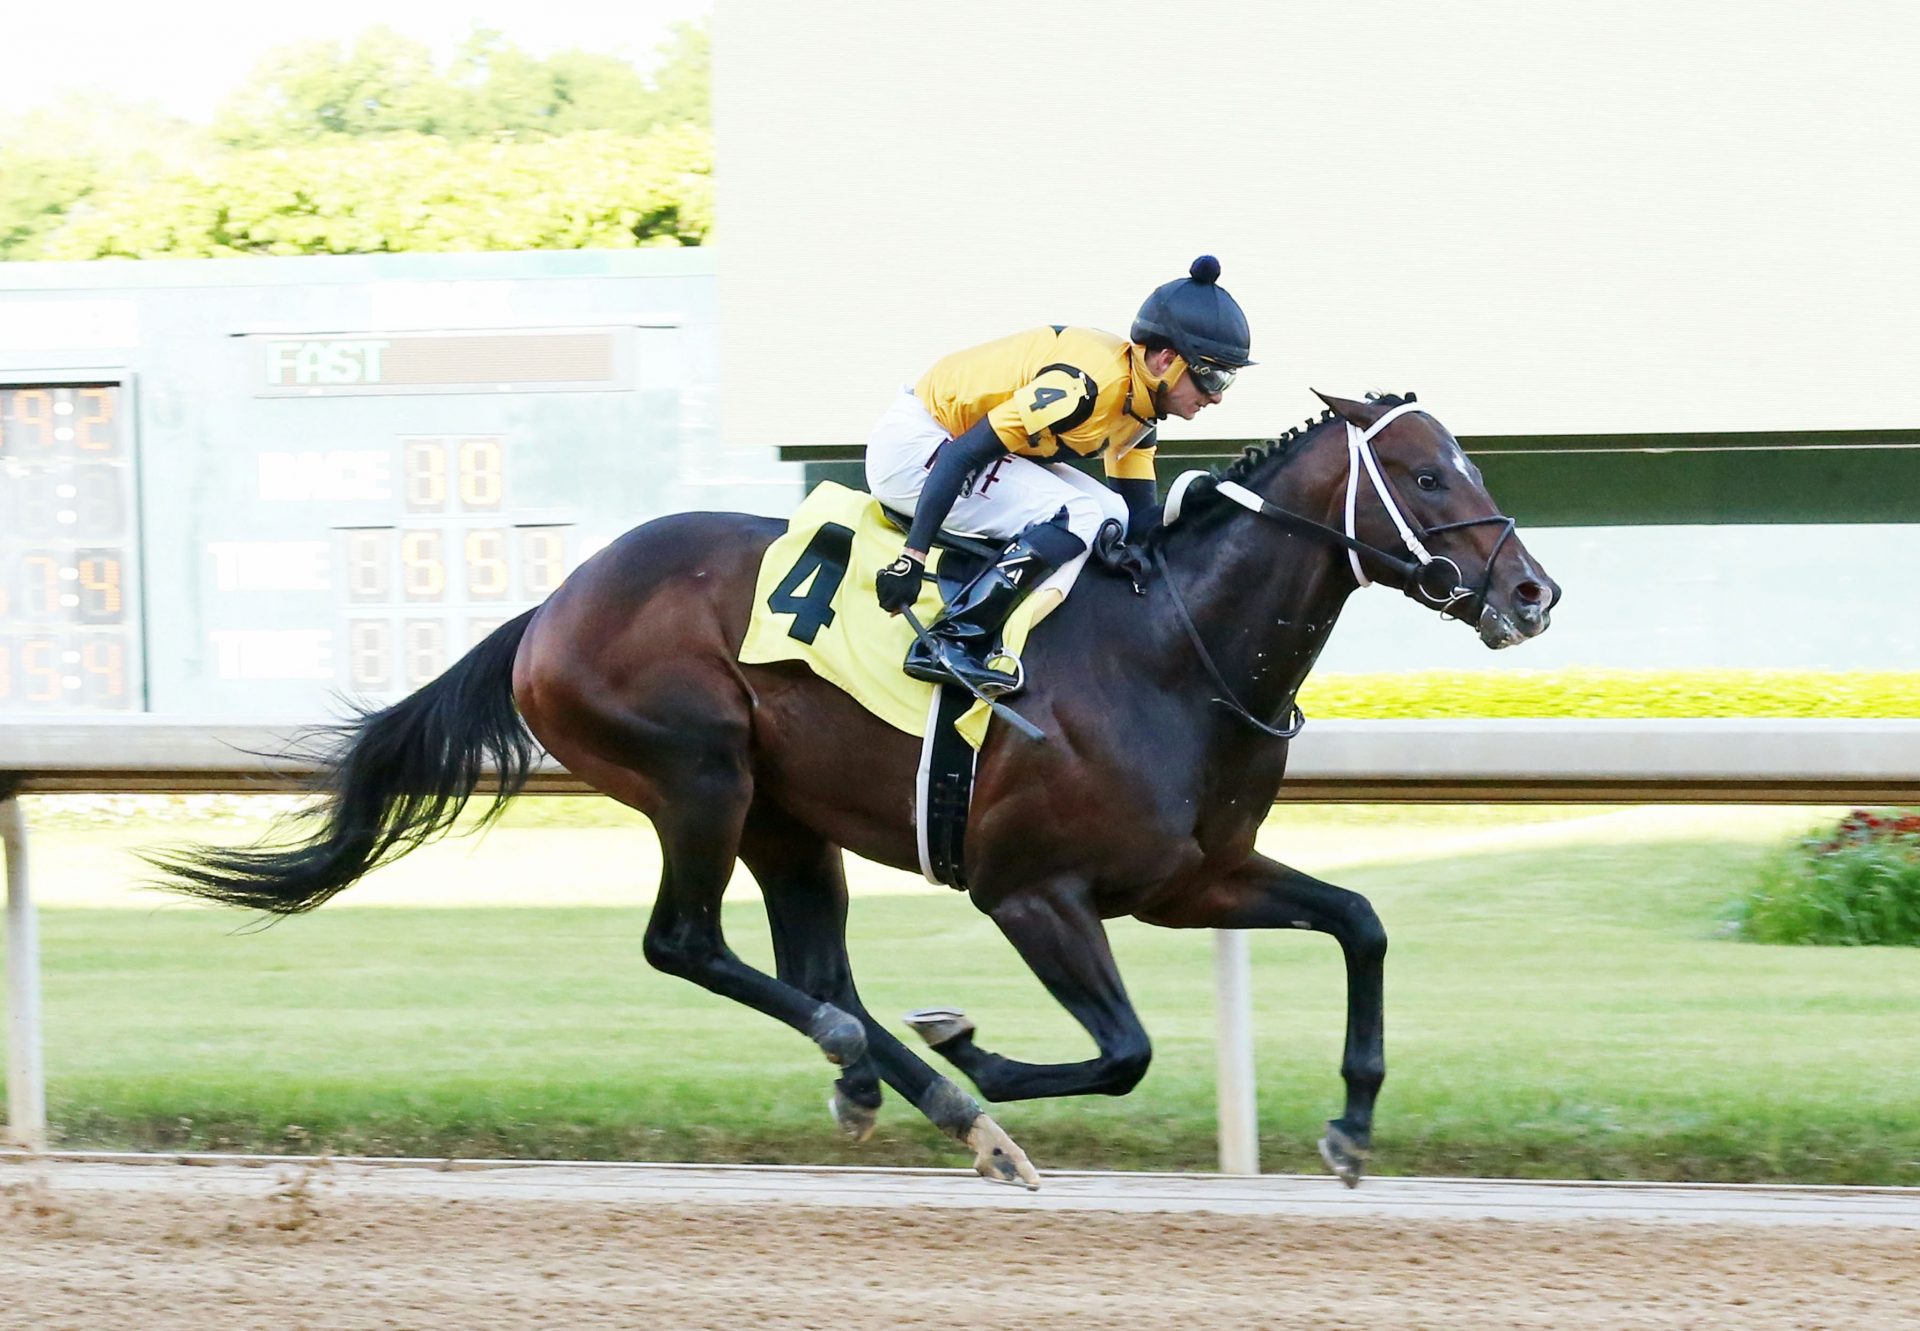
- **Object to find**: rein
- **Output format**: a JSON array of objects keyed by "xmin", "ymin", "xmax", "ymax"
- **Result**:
[
  {"xmin": 1150, "ymin": 542, "xmax": 1306, "ymax": 739},
  {"xmin": 1156, "ymin": 403, "xmax": 1518, "ymax": 739}
]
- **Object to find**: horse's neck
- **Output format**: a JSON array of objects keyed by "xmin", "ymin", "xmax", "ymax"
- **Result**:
[{"xmin": 1158, "ymin": 464, "xmax": 1355, "ymax": 722}]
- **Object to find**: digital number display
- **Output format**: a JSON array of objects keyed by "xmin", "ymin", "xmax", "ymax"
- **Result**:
[
  {"xmin": 338, "ymin": 435, "xmax": 571, "ymax": 694},
  {"xmin": 0, "ymin": 384, "xmax": 142, "ymax": 712}
]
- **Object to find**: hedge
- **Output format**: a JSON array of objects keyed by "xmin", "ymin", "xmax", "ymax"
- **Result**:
[{"xmin": 1296, "ymin": 669, "xmax": 1920, "ymax": 719}]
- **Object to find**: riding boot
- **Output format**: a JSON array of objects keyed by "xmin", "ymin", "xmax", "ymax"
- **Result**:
[{"xmin": 904, "ymin": 514, "xmax": 1085, "ymax": 697}]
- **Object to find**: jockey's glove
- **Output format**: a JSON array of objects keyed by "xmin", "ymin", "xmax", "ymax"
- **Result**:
[{"xmin": 875, "ymin": 551, "xmax": 926, "ymax": 614}]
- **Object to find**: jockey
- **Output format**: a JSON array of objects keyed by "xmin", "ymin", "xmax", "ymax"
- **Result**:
[{"xmin": 867, "ymin": 255, "xmax": 1253, "ymax": 695}]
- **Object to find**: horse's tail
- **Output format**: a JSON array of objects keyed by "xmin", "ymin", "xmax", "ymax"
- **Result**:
[{"xmin": 149, "ymin": 610, "xmax": 541, "ymax": 915}]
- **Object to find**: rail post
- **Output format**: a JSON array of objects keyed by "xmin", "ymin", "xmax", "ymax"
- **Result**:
[
  {"xmin": 1, "ymin": 785, "xmax": 46, "ymax": 1151},
  {"xmin": 1212, "ymin": 929, "xmax": 1258, "ymax": 1174}
]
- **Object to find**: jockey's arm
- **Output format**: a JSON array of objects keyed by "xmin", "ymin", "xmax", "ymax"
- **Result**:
[
  {"xmin": 1106, "ymin": 429, "xmax": 1161, "ymax": 541},
  {"xmin": 902, "ymin": 416, "xmax": 1008, "ymax": 557},
  {"xmin": 876, "ymin": 417, "xmax": 1008, "ymax": 614},
  {"xmin": 1113, "ymin": 477, "xmax": 1161, "ymax": 542}
]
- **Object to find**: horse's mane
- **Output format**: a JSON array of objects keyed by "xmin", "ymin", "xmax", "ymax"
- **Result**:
[{"xmin": 1145, "ymin": 391, "xmax": 1416, "ymax": 551}]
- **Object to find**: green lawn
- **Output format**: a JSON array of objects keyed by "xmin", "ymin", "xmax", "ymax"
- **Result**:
[{"xmin": 8, "ymin": 799, "xmax": 1919, "ymax": 1183}]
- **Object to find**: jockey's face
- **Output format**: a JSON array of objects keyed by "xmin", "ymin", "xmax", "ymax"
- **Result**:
[
  {"xmin": 1163, "ymin": 363, "xmax": 1224, "ymax": 421},
  {"xmin": 1145, "ymin": 348, "xmax": 1225, "ymax": 421}
]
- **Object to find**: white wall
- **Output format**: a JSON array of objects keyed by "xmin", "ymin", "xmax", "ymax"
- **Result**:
[{"xmin": 715, "ymin": 1, "xmax": 1920, "ymax": 450}]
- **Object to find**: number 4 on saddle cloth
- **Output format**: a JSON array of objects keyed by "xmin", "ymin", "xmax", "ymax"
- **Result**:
[{"xmin": 738, "ymin": 482, "xmax": 1062, "ymax": 890}]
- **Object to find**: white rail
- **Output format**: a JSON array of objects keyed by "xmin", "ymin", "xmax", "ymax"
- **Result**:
[
  {"xmin": 4, "ymin": 718, "xmax": 1917, "ymax": 1162},
  {"xmin": 4, "ymin": 717, "xmax": 1918, "ymax": 800}
]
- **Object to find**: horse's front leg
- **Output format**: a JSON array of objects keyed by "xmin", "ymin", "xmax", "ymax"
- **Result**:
[
  {"xmin": 908, "ymin": 878, "xmax": 1154, "ymax": 1102},
  {"xmin": 1140, "ymin": 853, "xmax": 1387, "ymax": 1187}
]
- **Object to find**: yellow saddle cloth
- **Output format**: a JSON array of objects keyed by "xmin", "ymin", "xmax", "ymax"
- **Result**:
[{"xmin": 738, "ymin": 482, "xmax": 1058, "ymax": 748}]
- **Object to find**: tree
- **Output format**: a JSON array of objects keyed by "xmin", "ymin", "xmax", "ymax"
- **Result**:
[
  {"xmin": 0, "ymin": 96, "xmax": 206, "ymax": 259},
  {"xmin": 635, "ymin": 21, "xmax": 710, "ymax": 131},
  {"xmin": 210, "ymin": 21, "xmax": 708, "ymax": 149},
  {"xmin": 33, "ymin": 127, "xmax": 713, "ymax": 259},
  {"xmin": 0, "ymin": 151, "xmax": 98, "ymax": 258},
  {"xmin": 213, "ymin": 28, "xmax": 452, "ymax": 147},
  {"xmin": 1, "ymin": 22, "xmax": 713, "ymax": 261},
  {"xmin": 543, "ymin": 49, "xmax": 664, "ymax": 137}
]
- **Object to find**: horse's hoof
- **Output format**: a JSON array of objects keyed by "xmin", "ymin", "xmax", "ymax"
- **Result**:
[
  {"xmin": 965, "ymin": 1113, "xmax": 1041, "ymax": 1191},
  {"xmin": 1318, "ymin": 1121, "xmax": 1370, "ymax": 1189},
  {"xmin": 904, "ymin": 1007, "xmax": 975, "ymax": 1049},
  {"xmin": 828, "ymin": 1088, "xmax": 879, "ymax": 1143}
]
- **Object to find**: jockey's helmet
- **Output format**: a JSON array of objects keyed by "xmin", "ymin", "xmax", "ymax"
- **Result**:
[{"xmin": 1130, "ymin": 256, "xmax": 1255, "ymax": 381}]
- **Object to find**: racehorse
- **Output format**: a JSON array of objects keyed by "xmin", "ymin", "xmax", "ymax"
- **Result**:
[{"xmin": 153, "ymin": 391, "xmax": 1559, "ymax": 1188}]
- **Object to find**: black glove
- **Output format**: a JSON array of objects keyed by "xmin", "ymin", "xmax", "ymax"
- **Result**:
[
  {"xmin": 1092, "ymin": 518, "xmax": 1152, "ymax": 594},
  {"xmin": 875, "ymin": 551, "xmax": 926, "ymax": 614}
]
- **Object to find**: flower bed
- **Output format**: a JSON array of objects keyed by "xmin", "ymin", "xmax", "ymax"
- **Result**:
[{"xmin": 1728, "ymin": 808, "xmax": 1920, "ymax": 946}]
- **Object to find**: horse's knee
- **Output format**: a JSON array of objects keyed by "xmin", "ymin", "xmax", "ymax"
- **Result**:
[
  {"xmin": 642, "ymin": 921, "xmax": 714, "ymax": 980},
  {"xmin": 1103, "ymin": 1038, "xmax": 1153, "ymax": 1095},
  {"xmin": 1344, "ymin": 897, "xmax": 1388, "ymax": 963}
]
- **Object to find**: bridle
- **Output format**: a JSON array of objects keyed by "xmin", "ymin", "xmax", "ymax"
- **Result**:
[
  {"xmin": 1153, "ymin": 403, "xmax": 1520, "ymax": 739},
  {"xmin": 1223, "ymin": 402, "xmax": 1518, "ymax": 616}
]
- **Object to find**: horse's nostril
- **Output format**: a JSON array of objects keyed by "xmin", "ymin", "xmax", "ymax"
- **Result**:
[{"xmin": 1515, "ymin": 580, "xmax": 1546, "ymax": 605}]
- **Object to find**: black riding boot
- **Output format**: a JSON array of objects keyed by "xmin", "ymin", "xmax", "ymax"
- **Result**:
[{"xmin": 904, "ymin": 515, "xmax": 1085, "ymax": 697}]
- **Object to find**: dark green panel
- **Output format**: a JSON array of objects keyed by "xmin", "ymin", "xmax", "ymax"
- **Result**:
[
  {"xmin": 1472, "ymin": 449, "xmax": 1920, "ymax": 526},
  {"xmin": 799, "ymin": 437, "xmax": 1920, "ymax": 527},
  {"xmin": 804, "ymin": 460, "xmax": 869, "ymax": 494}
]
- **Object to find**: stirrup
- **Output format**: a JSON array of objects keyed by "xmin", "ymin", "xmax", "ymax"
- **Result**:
[
  {"xmin": 904, "ymin": 643, "xmax": 1026, "ymax": 697},
  {"xmin": 978, "ymin": 650, "xmax": 1025, "ymax": 697}
]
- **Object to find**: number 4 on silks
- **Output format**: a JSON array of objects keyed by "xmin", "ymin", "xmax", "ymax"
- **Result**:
[{"xmin": 769, "ymin": 522, "xmax": 854, "ymax": 644}]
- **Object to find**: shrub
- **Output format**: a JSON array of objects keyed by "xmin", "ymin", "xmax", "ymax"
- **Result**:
[
  {"xmin": 1299, "ymin": 669, "xmax": 1920, "ymax": 719},
  {"xmin": 1727, "ymin": 809, "xmax": 1920, "ymax": 946}
]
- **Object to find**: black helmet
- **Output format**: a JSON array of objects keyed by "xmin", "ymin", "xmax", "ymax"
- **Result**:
[{"xmin": 1130, "ymin": 255, "xmax": 1255, "ymax": 369}]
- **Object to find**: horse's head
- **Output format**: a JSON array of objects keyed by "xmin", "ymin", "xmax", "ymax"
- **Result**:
[{"xmin": 1305, "ymin": 391, "xmax": 1558, "ymax": 648}]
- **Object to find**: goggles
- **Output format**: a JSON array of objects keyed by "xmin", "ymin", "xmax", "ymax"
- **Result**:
[{"xmin": 1185, "ymin": 358, "xmax": 1237, "ymax": 395}]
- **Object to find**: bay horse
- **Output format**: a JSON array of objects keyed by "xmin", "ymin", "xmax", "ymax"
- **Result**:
[{"xmin": 153, "ymin": 391, "xmax": 1559, "ymax": 1188}]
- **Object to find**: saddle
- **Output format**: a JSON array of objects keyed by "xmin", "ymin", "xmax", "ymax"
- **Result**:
[{"xmin": 742, "ymin": 484, "xmax": 1154, "ymax": 891}]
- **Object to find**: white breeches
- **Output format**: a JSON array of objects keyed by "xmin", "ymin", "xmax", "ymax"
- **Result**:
[{"xmin": 865, "ymin": 388, "xmax": 1128, "ymax": 600}]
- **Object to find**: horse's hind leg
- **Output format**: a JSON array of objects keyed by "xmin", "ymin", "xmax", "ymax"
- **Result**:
[
  {"xmin": 741, "ymin": 806, "xmax": 886, "ymax": 1137},
  {"xmin": 741, "ymin": 803, "xmax": 1039, "ymax": 1188},
  {"xmin": 551, "ymin": 713, "xmax": 869, "ymax": 1070}
]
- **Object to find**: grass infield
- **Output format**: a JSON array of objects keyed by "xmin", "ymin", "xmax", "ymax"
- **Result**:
[{"xmin": 9, "ymin": 800, "xmax": 1919, "ymax": 1184}]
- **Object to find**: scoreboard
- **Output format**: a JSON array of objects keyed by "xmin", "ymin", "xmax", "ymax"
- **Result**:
[
  {"xmin": 0, "ymin": 250, "xmax": 790, "ymax": 718},
  {"xmin": 0, "ymin": 383, "xmax": 140, "ymax": 710}
]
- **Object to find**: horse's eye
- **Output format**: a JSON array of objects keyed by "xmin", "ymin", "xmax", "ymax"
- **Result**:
[{"xmin": 1415, "ymin": 471, "xmax": 1442, "ymax": 492}]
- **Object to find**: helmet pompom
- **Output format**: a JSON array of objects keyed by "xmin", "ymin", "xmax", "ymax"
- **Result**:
[{"xmin": 1189, "ymin": 254, "xmax": 1222, "ymax": 285}]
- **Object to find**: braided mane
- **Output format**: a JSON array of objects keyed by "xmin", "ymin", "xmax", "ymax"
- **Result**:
[{"xmin": 1147, "ymin": 391, "xmax": 1416, "ymax": 549}]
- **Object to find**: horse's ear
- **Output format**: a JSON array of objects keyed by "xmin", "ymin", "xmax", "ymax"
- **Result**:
[{"xmin": 1312, "ymin": 389, "xmax": 1386, "ymax": 428}]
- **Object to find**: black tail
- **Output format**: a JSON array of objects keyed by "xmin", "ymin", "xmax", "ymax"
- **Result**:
[{"xmin": 149, "ymin": 611, "xmax": 540, "ymax": 915}]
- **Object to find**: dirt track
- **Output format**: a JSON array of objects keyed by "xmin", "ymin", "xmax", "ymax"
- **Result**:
[{"xmin": 3, "ymin": 1160, "xmax": 1917, "ymax": 1330}]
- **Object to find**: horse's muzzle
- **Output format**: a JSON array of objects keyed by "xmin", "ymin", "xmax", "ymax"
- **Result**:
[{"xmin": 1476, "ymin": 576, "xmax": 1556, "ymax": 649}]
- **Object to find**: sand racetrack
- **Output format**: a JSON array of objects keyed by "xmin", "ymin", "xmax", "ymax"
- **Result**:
[{"xmin": 3, "ymin": 1157, "xmax": 1917, "ymax": 1330}]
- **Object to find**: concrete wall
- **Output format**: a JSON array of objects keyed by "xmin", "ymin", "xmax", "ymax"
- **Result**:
[{"xmin": 715, "ymin": 2, "xmax": 1920, "ymax": 450}]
